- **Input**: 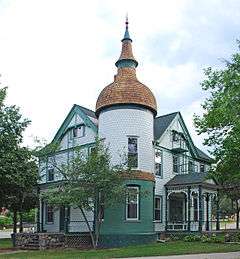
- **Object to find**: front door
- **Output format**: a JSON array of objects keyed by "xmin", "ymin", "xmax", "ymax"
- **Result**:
[{"xmin": 59, "ymin": 206, "xmax": 65, "ymax": 232}]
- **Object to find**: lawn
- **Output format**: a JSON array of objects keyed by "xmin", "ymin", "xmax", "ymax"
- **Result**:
[
  {"xmin": 0, "ymin": 240, "xmax": 240, "ymax": 258},
  {"xmin": 0, "ymin": 239, "xmax": 12, "ymax": 250}
]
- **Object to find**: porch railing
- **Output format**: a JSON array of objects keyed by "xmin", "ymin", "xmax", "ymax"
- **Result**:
[{"xmin": 166, "ymin": 220, "xmax": 238, "ymax": 232}]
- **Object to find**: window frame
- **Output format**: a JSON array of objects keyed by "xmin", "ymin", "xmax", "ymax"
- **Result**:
[
  {"xmin": 173, "ymin": 154, "xmax": 179, "ymax": 174},
  {"xmin": 126, "ymin": 186, "xmax": 139, "ymax": 221},
  {"xmin": 200, "ymin": 164, "xmax": 205, "ymax": 173},
  {"xmin": 45, "ymin": 204, "xmax": 54, "ymax": 224},
  {"xmin": 154, "ymin": 196, "xmax": 163, "ymax": 222},
  {"xmin": 127, "ymin": 137, "xmax": 138, "ymax": 169},
  {"xmin": 70, "ymin": 124, "xmax": 86, "ymax": 139},
  {"xmin": 155, "ymin": 149, "xmax": 163, "ymax": 178},
  {"xmin": 47, "ymin": 168, "xmax": 54, "ymax": 182}
]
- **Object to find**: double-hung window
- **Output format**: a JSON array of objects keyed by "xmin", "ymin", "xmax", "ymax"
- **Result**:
[
  {"xmin": 200, "ymin": 164, "xmax": 205, "ymax": 173},
  {"xmin": 173, "ymin": 155, "xmax": 179, "ymax": 173},
  {"xmin": 128, "ymin": 137, "xmax": 138, "ymax": 168},
  {"xmin": 47, "ymin": 168, "xmax": 54, "ymax": 182},
  {"xmin": 155, "ymin": 150, "xmax": 162, "ymax": 177},
  {"xmin": 45, "ymin": 204, "xmax": 54, "ymax": 223},
  {"xmin": 126, "ymin": 186, "xmax": 139, "ymax": 220},
  {"xmin": 154, "ymin": 196, "xmax": 162, "ymax": 221}
]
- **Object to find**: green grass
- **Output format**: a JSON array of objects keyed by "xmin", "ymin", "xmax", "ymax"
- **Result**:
[
  {"xmin": 0, "ymin": 239, "xmax": 12, "ymax": 249},
  {"xmin": 0, "ymin": 241, "xmax": 240, "ymax": 258}
]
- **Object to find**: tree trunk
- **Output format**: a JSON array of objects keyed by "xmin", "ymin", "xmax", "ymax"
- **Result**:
[
  {"xmin": 19, "ymin": 211, "xmax": 23, "ymax": 233},
  {"xmin": 95, "ymin": 209, "xmax": 103, "ymax": 248},
  {"xmin": 79, "ymin": 207, "xmax": 96, "ymax": 248},
  {"xmin": 236, "ymin": 200, "xmax": 239, "ymax": 230},
  {"xmin": 13, "ymin": 210, "xmax": 17, "ymax": 234}
]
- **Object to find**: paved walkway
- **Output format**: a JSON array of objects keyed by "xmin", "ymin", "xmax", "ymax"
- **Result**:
[{"xmin": 120, "ymin": 252, "xmax": 240, "ymax": 259}]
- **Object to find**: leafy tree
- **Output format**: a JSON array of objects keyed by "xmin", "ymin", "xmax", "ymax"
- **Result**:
[
  {"xmin": 0, "ymin": 87, "xmax": 38, "ymax": 232},
  {"xmin": 194, "ymin": 41, "xmax": 240, "ymax": 228},
  {"xmin": 42, "ymin": 138, "xmax": 133, "ymax": 248}
]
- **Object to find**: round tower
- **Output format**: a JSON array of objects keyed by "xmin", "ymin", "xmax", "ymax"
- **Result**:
[{"xmin": 96, "ymin": 18, "xmax": 157, "ymax": 247}]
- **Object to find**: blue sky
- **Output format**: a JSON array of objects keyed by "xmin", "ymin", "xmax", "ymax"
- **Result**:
[{"xmin": 0, "ymin": 0, "xmax": 239, "ymax": 152}]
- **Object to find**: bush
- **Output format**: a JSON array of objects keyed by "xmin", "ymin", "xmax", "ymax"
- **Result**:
[
  {"xmin": 183, "ymin": 234, "xmax": 223, "ymax": 243},
  {"xmin": 183, "ymin": 234, "xmax": 201, "ymax": 242},
  {"xmin": 0, "ymin": 216, "xmax": 12, "ymax": 228}
]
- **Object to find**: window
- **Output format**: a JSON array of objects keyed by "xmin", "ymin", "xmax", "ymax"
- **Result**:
[
  {"xmin": 126, "ymin": 186, "xmax": 139, "ymax": 220},
  {"xmin": 173, "ymin": 155, "xmax": 179, "ymax": 173},
  {"xmin": 193, "ymin": 197, "xmax": 198, "ymax": 221},
  {"xmin": 155, "ymin": 150, "xmax": 162, "ymax": 177},
  {"xmin": 172, "ymin": 131, "xmax": 179, "ymax": 141},
  {"xmin": 188, "ymin": 160, "xmax": 194, "ymax": 173},
  {"xmin": 46, "ymin": 205, "xmax": 54, "ymax": 223},
  {"xmin": 70, "ymin": 125, "xmax": 85, "ymax": 139},
  {"xmin": 200, "ymin": 164, "xmax": 205, "ymax": 173},
  {"xmin": 47, "ymin": 168, "xmax": 54, "ymax": 182},
  {"xmin": 89, "ymin": 146, "xmax": 96, "ymax": 155},
  {"xmin": 154, "ymin": 196, "xmax": 162, "ymax": 221},
  {"xmin": 128, "ymin": 137, "xmax": 138, "ymax": 168}
]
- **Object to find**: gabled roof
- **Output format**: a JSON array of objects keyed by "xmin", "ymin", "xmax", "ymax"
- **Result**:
[
  {"xmin": 195, "ymin": 146, "xmax": 212, "ymax": 162},
  {"xmin": 165, "ymin": 173, "xmax": 213, "ymax": 187},
  {"xmin": 154, "ymin": 112, "xmax": 178, "ymax": 140},
  {"xmin": 52, "ymin": 104, "xmax": 97, "ymax": 142},
  {"xmin": 154, "ymin": 111, "xmax": 212, "ymax": 163},
  {"xmin": 74, "ymin": 104, "xmax": 96, "ymax": 119}
]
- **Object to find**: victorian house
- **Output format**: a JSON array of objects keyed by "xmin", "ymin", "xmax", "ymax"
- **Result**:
[{"xmin": 38, "ymin": 19, "xmax": 220, "ymax": 247}]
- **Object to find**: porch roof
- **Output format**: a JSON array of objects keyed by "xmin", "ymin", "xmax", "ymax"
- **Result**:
[{"xmin": 165, "ymin": 173, "xmax": 217, "ymax": 188}]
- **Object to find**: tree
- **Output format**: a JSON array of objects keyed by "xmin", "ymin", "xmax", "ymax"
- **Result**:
[
  {"xmin": 194, "ymin": 40, "xmax": 240, "ymax": 228},
  {"xmin": 41, "ymin": 138, "xmax": 133, "ymax": 248},
  {"xmin": 0, "ymin": 87, "xmax": 38, "ymax": 232}
]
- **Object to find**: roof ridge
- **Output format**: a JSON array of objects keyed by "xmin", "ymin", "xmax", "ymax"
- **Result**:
[
  {"xmin": 155, "ymin": 111, "xmax": 179, "ymax": 119},
  {"xmin": 74, "ymin": 104, "xmax": 95, "ymax": 113}
]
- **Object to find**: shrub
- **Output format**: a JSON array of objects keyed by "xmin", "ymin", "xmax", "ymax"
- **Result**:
[
  {"xmin": 183, "ymin": 234, "xmax": 201, "ymax": 242},
  {"xmin": 0, "ymin": 216, "xmax": 12, "ymax": 228}
]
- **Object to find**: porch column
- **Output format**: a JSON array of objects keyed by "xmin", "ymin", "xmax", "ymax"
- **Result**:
[
  {"xmin": 187, "ymin": 186, "xmax": 191, "ymax": 232},
  {"xmin": 198, "ymin": 185, "xmax": 202, "ymax": 232},
  {"xmin": 37, "ymin": 200, "xmax": 40, "ymax": 232},
  {"xmin": 165, "ymin": 187, "xmax": 168, "ymax": 231},
  {"xmin": 64, "ymin": 206, "xmax": 70, "ymax": 233},
  {"xmin": 40, "ymin": 199, "xmax": 44, "ymax": 232},
  {"xmin": 205, "ymin": 193, "xmax": 210, "ymax": 231},
  {"xmin": 216, "ymin": 190, "xmax": 220, "ymax": 230}
]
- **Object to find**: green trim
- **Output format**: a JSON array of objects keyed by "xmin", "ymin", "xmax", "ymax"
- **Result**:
[{"xmin": 52, "ymin": 104, "xmax": 97, "ymax": 143}]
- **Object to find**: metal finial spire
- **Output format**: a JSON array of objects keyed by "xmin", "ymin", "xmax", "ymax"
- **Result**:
[
  {"xmin": 125, "ymin": 13, "xmax": 129, "ymax": 29},
  {"xmin": 122, "ymin": 14, "xmax": 131, "ymax": 42}
]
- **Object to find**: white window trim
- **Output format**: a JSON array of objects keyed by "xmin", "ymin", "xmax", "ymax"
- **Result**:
[
  {"xmin": 126, "ymin": 186, "xmax": 139, "ymax": 221},
  {"xmin": 127, "ymin": 136, "xmax": 139, "ymax": 170}
]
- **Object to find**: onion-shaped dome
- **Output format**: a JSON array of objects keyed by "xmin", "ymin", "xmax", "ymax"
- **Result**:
[{"xmin": 96, "ymin": 18, "xmax": 157, "ymax": 117}]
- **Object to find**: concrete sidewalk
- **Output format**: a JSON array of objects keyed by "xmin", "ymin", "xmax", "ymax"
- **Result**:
[{"xmin": 120, "ymin": 252, "xmax": 240, "ymax": 259}]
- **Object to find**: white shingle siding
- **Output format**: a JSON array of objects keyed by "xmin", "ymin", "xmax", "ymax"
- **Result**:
[{"xmin": 98, "ymin": 108, "xmax": 155, "ymax": 173}]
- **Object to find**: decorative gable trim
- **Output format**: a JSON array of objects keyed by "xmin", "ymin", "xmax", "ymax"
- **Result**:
[
  {"xmin": 52, "ymin": 104, "xmax": 97, "ymax": 143},
  {"xmin": 177, "ymin": 113, "xmax": 198, "ymax": 158}
]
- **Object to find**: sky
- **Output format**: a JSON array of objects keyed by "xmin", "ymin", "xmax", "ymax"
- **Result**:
[{"xmin": 0, "ymin": 0, "xmax": 239, "ymax": 152}]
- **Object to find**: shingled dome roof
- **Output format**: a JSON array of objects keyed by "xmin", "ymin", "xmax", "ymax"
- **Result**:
[{"xmin": 95, "ymin": 18, "xmax": 157, "ymax": 117}]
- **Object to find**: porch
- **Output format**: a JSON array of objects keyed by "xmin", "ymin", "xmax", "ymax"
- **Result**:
[{"xmin": 165, "ymin": 173, "xmax": 220, "ymax": 232}]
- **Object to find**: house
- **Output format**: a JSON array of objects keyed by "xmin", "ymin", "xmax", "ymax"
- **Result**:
[{"xmin": 37, "ymin": 19, "xmax": 220, "ymax": 247}]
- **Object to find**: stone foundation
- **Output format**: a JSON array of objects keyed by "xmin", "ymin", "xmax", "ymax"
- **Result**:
[{"xmin": 12, "ymin": 233, "xmax": 91, "ymax": 250}]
